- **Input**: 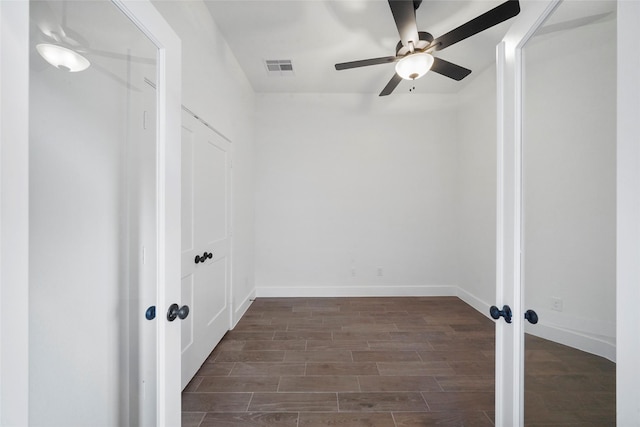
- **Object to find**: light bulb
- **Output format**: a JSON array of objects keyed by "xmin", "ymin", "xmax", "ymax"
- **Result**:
[
  {"xmin": 36, "ymin": 44, "xmax": 90, "ymax": 72},
  {"xmin": 395, "ymin": 52, "xmax": 434, "ymax": 80}
]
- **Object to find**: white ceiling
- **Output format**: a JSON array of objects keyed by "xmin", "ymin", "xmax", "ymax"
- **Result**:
[{"xmin": 203, "ymin": 0, "xmax": 523, "ymax": 95}]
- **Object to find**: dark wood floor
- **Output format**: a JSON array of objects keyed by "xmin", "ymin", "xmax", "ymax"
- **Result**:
[{"xmin": 181, "ymin": 297, "xmax": 614, "ymax": 427}]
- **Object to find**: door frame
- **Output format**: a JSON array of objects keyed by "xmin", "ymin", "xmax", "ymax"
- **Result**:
[
  {"xmin": 497, "ymin": 0, "xmax": 640, "ymax": 424},
  {"xmin": 0, "ymin": 1, "xmax": 182, "ymax": 425}
]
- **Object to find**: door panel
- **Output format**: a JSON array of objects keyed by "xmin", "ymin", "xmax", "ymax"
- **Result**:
[
  {"xmin": 181, "ymin": 110, "xmax": 232, "ymax": 389},
  {"xmin": 522, "ymin": 1, "xmax": 616, "ymax": 424},
  {"xmin": 28, "ymin": 1, "xmax": 159, "ymax": 425}
]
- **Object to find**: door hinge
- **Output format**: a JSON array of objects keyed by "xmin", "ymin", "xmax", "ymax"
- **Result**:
[{"xmin": 143, "ymin": 111, "xmax": 148, "ymax": 130}]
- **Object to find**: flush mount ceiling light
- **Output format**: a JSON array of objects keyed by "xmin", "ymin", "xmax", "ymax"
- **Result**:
[
  {"xmin": 395, "ymin": 52, "xmax": 434, "ymax": 80},
  {"xmin": 36, "ymin": 43, "xmax": 90, "ymax": 72}
]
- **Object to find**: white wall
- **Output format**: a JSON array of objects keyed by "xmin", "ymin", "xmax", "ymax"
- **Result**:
[
  {"xmin": 152, "ymin": 1, "xmax": 256, "ymax": 322},
  {"xmin": 523, "ymin": 15, "xmax": 616, "ymax": 358},
  {"xmin": 253, "ymin": 94, "xmax": 460, "ymax": 296},
  {"xmin": 455, "ymin": 65, "xmax": 498, "ymax": 312}
]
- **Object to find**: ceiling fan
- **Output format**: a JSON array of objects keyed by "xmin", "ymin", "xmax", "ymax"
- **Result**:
[{"xmin": 335, "ymin": 0, "xmax": 521, "ymax": 96}]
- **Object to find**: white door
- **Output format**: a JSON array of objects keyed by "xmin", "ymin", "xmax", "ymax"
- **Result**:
[
  {"xmin": 499, "ymin": 1, "xmax": 640, "ymax": 425},
  {"xmin": 495, "ymin": 1, "xmax": 559, "ymax": 425},
  {"xmin": 0, "ymin": 1, "xmax": 182, "ymax": 425},
  {"xmin": 181, "ymin": 110, "xmax": 232, "ymax": 389}
]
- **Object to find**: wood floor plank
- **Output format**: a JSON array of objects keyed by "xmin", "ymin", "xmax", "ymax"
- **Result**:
[
  {"xmin": 305, "ymin": 362, "xmax": 379, "ymax": 376},
  {"xmin": 248, "ymin": 392, "xmax": 338, "ymax": 412},
  {"xmin": 199, "ymin": 412, "xmax": 299, "ymax": 427},
  {"xmin": 182, "ymin": 392, "xmax": 252, "ymax": 412},
  {"xmin": 393, "ymin": 411, "xmax": 494, "ymax": 427},
  {"xmin": 230, "ymin": 362, "xmax": 306, "ymax": 377},
  {"xmin": 357, "ymin": 375, "xmax": 442, "ymax": 392},
  {"xmin": 298, "ymin": 412, "xmax": 395, "ymax": 427},
  {"xmin": 338, "ymin": 391, "xmax": 429, "ymax": 412},
  {"xmin": 278, "ymin": 375, "xmax": 359, "ymax": 392}
]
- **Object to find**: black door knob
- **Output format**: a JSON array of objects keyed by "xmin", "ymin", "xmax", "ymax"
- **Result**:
[
  {"xmin": 167, "ymin": 303, "xmax": 190, "ymax": 321},
  {"xmin": 167, "ymin": 303, "xmax": 179, "ymax": 321},
  {"xmin": 524, "ymin": 309, "xmax": 538, "ymax": 324},
  {"xmin": 177, "ymin": 304, "xmax": 190, "ymax": 320},
  {"xmin": 490, "ymin": 305, "xmax": 513, "ymax": 323}
]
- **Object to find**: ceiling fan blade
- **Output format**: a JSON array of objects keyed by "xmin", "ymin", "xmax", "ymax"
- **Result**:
[
  {"xmin": 335, "ymin": 56, "xmax": 399, "ymax": 71},
  {"xmin": 432, "ymin": 0, "xmax": 521, "ymax": 51},
  {"xmin": 379, "ymin": 73, "xmax": 403, "ymax": 96},
  {"xmin": 388, "ymin": 0, "xmax": 420, "ymax": 48},
  {"xmin": 430, "ymin": 57, "xmax": 472, "ymax": 81}
]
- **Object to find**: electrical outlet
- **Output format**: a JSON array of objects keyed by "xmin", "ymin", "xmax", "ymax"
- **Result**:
[
  {"xmin": 551, "ymin": 297, "xmax": 563, "ymax": 312},
  {"xmin": 351, "ymin": 267, "xmax": 356, "ymax": 277},
  {"xmin": 377, "ymin": 267, "xmax": 383, "ymax": 277}
]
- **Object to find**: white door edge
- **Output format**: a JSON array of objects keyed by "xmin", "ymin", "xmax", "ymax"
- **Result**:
[
  {"xmin": 495, "ymin": 1, "xmax": 560, "ymax": 426},
  {"xmin": 617, "ymin": 2, "xmax": 640, "ymax": 425},
  {"xmin": 0, "ymin": 2, "xmax": 30, "ymax": 425},
  {"xmin": 111, "ymin": 1, "xmax": 182, "ymax": 425}
]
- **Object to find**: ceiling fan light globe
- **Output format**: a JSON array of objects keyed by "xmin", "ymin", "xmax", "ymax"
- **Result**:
[
  {"xmin": 36, "ymin": 44, "xmax": 90, "ymax": 72},
  {"xmin": 395, "ymin": 52, "xmax": 434, "ymax": 80}
]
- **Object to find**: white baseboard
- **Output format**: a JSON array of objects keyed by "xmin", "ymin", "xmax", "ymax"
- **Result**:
[
  {"xmin": 232, "ymin": 288, "xmax": 256, "ymax": 328},
  {"xmin": 525, "ymin": 322, "xmax": 616, "ymax": 362},
  {"xmin": 455, "ymin": 287, "xmax": 493, "ymax": 320},
  {"xmin": 255, "ymin": 285, "xmax": 457, "ymax": 298}
]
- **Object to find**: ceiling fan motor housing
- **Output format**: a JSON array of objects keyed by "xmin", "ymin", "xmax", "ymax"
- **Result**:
[{"xmin": 396, "ymin": 32, "xmax": 434, "ymax": 56}]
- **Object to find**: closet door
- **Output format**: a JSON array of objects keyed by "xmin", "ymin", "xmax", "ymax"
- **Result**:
[{"xmin": 181, "ymin": 110, "xmax": 232, "ymax": 388}]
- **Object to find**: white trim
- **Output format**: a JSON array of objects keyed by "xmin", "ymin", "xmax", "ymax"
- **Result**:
[
  {"xmin": 456, "ymin": 287, "xmax": 492, "ymax": 320},
  {"xmin": 110, "ymin": 1, "xmax": 182, "ymax": 425},
  {"xmin": 496, "ymin": 2, "xmax": 560, "ymax": 425},
  {"xmin": 0, "ymin": 2, "xmax": 30, "ymax": 425},
  {"xmin": 255, "ymin": 285, "xmax": 458, "ymax": 298},
  {"xmin": 525, "ymin": 323, "xmax": 615, "ymax": 362},
  {"xmin": 617, "ymin": 1, "xmax": 640, "ymax": 424},
  {"xmin": 232, "ymin": 289, "xmax": 256, "ymax": 328}
]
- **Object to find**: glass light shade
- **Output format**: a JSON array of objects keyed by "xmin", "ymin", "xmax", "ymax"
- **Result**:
[
  {"xmin": 395, "ymin": 52, "xmax": 434, "ymax": 80},
  {"xmin": 36, "ymin": 44, "xmax": 90, "ymax": 72}
]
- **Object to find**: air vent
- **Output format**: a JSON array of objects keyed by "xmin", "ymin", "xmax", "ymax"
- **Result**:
[{"xmin": 265, "ymin": 59, "xmax": 294, "ymax": 76}]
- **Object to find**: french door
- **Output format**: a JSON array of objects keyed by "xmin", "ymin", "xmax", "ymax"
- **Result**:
[
  {"xmin": 496, "ymin": 0, "xmax": 640, "ymax": 424},
  {"xmin": 0, "ymin": 1, "xmax": 181, "ymax": 425}
]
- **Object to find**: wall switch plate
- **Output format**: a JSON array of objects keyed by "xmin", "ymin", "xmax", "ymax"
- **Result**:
[{"xmin": 551, "ymin": 297, "xmax": 563, "ymax": 312}]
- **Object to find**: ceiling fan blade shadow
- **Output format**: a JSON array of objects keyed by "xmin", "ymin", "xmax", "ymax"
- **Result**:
[
  {"xmin": 335, "ymin": 56, "xmax": 399, "ymax": 70},
  {"xmin": 388, "ymin": 0, "xmax": 420, "ymax": 48},
  {"xmin": 379, "ymin": 73, "xmax": 403, "ymax": 96},
  {"xmin": 432, "ymin": 0, "xmax": 520, "ymax": 51},
  {"xmin": 88, "ymin": 49, "xmax": 155, "ymax": 65},
  {"xmin": 430, "ymin": 57, "xmax": 471, "ymax": 81},
  {"xmin": 535, "ymin": 12, "xmax": 613, "ymax": 37}
]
